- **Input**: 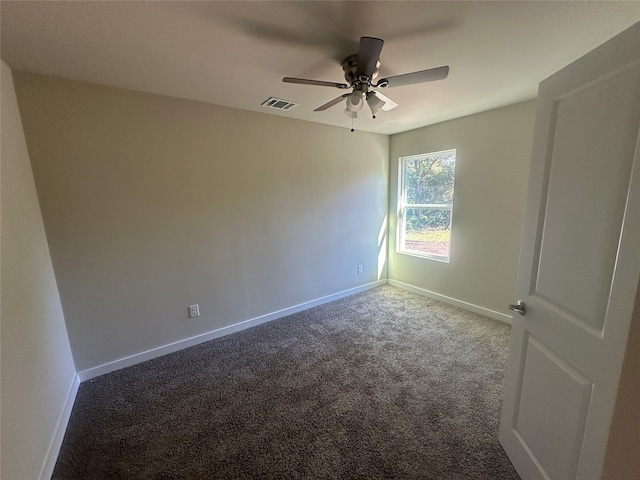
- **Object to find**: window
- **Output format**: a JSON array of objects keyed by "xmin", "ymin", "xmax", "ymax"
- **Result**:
[{"xmin": 397, "ymin": 149, "xmax": 456, "ymax": 262}]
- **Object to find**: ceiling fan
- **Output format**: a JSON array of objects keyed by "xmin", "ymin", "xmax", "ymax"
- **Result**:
[{"xmin": 283, "ymin": 36, "xmax": 449, "ymax": 120}]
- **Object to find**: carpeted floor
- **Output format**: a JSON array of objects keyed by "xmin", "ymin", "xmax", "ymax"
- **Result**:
[{"xmin": 53, "ymin": 285, "xmax": 520, "ymax": 479}]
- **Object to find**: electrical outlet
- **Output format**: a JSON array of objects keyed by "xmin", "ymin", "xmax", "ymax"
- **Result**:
[
  {"xmin": 188, "ymin": 304, "xmax": 200, "ymax": 318},
  {"xmin": 357, "ymin": 265, "xmax": 363, "ymax": 274}
]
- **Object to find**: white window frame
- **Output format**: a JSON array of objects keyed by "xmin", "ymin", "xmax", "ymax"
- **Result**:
[{"xmin": 397, "ymin": 149, "xmax": 456, "ymax": 262}]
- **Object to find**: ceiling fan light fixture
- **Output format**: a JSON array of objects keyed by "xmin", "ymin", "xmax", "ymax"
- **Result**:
[
  {"xmin": 366, "ymin": 93, "xmax": 385, "ymax": 116},
  {"xmin": 343, "ymin": 108, "xmax": 357, "ymax": 119},
  {"xmin": 346, "ymin": 91, "xmax": 364, "ymax": 112}
]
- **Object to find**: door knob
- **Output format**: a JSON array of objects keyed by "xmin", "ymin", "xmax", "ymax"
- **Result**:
[{"xmin": 508, "ymin": 300, "xmax": 527, "ymax": 316}]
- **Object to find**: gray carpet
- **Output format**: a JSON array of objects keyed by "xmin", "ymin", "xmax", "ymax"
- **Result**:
[{"xmin": 53, "ymin": 285, "xmax": 520, "ymax": 479}]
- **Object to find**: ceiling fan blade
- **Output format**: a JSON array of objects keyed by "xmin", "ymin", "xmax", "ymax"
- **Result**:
[
  {"xmin": 381, "ymin": 65, "xmax": 449, "ymax": 88},
  {"xmin": 283, "ymin": 77, "xmax": 348, "ymax": 89},
  {"xmin": 371, "ymin": 91, "xmax": 398, "ymax": 111},
  {"xmin": 356, "ymin": 36, "xmax": 384, "ymax": 78},
  {"xmin": 314, "ymin": 94, "xmax": 350, "ymax": 111}
]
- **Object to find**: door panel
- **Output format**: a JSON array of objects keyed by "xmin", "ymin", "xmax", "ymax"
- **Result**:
[
  {"xmin": 500, "ymin": 22, "xmax": 640, "ymax": 480},
  {"xmin": 515, "ymin": 335, "xmax": 593, "ymax": 480},
  {"xmin": 533, "ymin": 67, "xmax": 639, "ymax": 331}
]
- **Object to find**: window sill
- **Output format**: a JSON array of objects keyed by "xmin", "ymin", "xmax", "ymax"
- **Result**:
[{"xmin": 396, "ymin": 249, "xmax": 450, "ymax": 263}]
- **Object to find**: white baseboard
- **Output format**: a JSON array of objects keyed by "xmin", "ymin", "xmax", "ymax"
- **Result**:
[
  {"xmin": 39, "ymin": 373, "xmax": 80, "ymax": 480},
  {"xmin": 79, "ymin": 280, "xmax": 387, "ymax": 381},
  {"xmin": 387, "ymin": 279, "xmax": 512, "ymax": 325}
]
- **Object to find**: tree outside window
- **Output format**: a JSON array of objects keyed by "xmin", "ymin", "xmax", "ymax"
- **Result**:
[{"xmin": 398, "ymin": 149, "xmax": 456, "ymax": 261}]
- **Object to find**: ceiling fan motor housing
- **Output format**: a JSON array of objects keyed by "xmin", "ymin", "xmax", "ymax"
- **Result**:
[{"xmin": 342, "ymin": 54, "xmax": 379, "ymax": 86}]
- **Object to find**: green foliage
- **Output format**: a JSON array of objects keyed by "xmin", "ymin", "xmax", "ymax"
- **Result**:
[
  {"xmin": 405, "ymin": 153, "xmax": 455, "ymax": 204},
  {"xmin": 406, "ymin": 208, "xmax": 451, "ymax": 231},
  {"xmin": 404, "ymin": 152, "xmax": 455, "ymax": 232}
]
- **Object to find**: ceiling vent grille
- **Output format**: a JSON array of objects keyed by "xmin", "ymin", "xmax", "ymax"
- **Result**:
[{"xmin": 261, "ymin": 97, "xmax": 299, "ymax": 111}]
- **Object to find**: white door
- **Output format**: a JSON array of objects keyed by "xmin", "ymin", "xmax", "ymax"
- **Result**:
[{"xmin": 499, "ymin": 22, "xmax": 640, "ymax": 480}]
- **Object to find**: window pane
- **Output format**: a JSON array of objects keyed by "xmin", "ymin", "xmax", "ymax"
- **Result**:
[
  {"xmin": 405, "ymin": 152, "xmax": 456, "ymax": 205},
  {"xmin": 403, "ymin": 207, "xmax": 451, "ymax": 257}
]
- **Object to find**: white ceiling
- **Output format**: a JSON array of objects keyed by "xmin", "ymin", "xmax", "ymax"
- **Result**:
[{"xmin": 1, "ymin": 1, "xmax": 638, "ymax": 135}]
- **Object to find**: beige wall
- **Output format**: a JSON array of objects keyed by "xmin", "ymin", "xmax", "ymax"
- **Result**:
[
  {"xmin": 1, "ymin": 61, "xmax": 77, "ymax": 480},
  {"xmin": 13, "ymin": 71, "xmax": 389, "ymax": 373},
  {"xmin": 388, "ymin": 101, "xmax": 536, "ymax": 316}
]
